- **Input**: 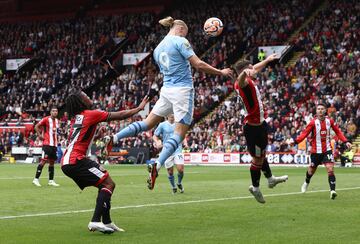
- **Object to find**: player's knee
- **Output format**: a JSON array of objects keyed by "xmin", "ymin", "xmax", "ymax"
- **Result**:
[
  {"xmin": 309, "ymin": 165, "xmax": 317, "ymax": 173},
  {"xmin": 102, "ymin": 178, "xmax": 115, "ymax": 191}
]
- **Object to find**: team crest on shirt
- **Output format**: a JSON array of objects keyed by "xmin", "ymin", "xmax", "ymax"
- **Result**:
[{"xmin": 184, "ymin": 41, "xmax": 191, "ymax": 49}]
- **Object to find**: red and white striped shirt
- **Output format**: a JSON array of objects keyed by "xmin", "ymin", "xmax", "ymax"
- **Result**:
[
  {"xmin": 37, "ymin": 116, "xmax": 59, "ymax": 147},
  {"xmin": 234, "ymin": 77, "xmax": 267, "ymax": 124},
  {"xmin": 61, "ymin": 110, "xmax": 109, "ymax": 166},
  {"xmin": 295, "ymin": 116, "xmax": 347, "ymax": 154}
]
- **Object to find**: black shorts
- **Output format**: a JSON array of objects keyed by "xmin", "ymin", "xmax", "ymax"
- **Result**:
[
  {"xmin": 42, "ymin": 145, "xmax": 57, "ymax": 161},
  {"xmin": 61, "ymin": 158, "xmax": 109, "ymax": 190},
  {"xmin": 310, "ymin": 151, "xmax": 334, "ymax": 167},
  {"xmin": 243, "ymin": 121, "xmax": 268, "ymax": 158}
]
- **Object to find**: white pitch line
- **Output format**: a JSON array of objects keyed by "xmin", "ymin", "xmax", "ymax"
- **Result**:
[
  {"xmin": 0, "ymin": 172, "xmax": 200, "ymax": 180},
  {"xmin": 1, "ymin": 186, "xmax": 360, "ymax": 220}
]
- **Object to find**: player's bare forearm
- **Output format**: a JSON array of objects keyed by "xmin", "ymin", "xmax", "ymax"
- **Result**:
[
  {"xmin": 196, "ymin": 61, "xmax": 222, "ymax": 75},
  {"xmin": 332, "ymin": 125, "xmax": 348, "ymax": 142},
  {"xmin": 189, "ymin": 55, "xmax": 221, "ymax": 75},
  {"xmin": 253, "ymin": 54, "xmax": 278, "ymax": 72},
  {"xmin": 108, "ymin": 107, "xmax": 141, "ymax": 121},
  {"xmin": 253, "ymin": 59, "xmax": 270, "ymax": 73}
]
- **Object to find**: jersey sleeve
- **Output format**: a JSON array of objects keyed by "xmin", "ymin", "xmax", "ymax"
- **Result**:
[
  {"xmin": 295, "ymin": 120, "xmax": 315, "ymax": 144},
  {"xmin": 85, "ymin": 110, "xmax": 110, "ymax": 125},
  {"xmin": 37, "ymin": 117, "xmax": 47, "ymax": 127},
  {"xmin": 176, "ymin": 37, "xmax": 195, "ymax": 59},
  {"xmin": 330, "ymin": 119, "xmax": 348, "ymax": 142},
  {"xmin": 154, "ymin": 123, "xmax": 163, "ymax": 137}
]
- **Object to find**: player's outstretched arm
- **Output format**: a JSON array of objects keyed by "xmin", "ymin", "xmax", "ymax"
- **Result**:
[
  {"xmin": 188, "ymin": 54, "xmax": 233, "ymax": 77},
  {"xmin": 253, "ymin": 54, "xmax": 279, "ymax": 73},
  {"xmin": 108, "ymin": 96, "xmax": 149, "ymax": 121},
  {"xmin": 295, "ymin": 121, "xmax": 315, "ymax": 145},
  {"xmin": 330, "ymin": 119, "xmax": 352, "ymax": 149}
]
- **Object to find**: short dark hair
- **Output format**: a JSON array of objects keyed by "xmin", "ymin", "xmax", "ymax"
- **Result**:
[
  {"xmin": 65, "ymin": 88, "xmax": 89, "ymax": 119},
  {"xmin": 232, "ymin": 59, "xmax": 252, "ymax": 76},
  {"xmin": 50, "ymin": 106, "xmax": 58, "ymax": 111},
  {"xmin": 316, "ymin": 101, "xmax": 327, "ymax": 108}
]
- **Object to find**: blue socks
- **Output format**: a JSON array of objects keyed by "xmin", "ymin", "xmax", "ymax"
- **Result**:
[
  {"xmin": 157, "ymin": 133, "xmax": 183, "ymax": 167},
  {"xmin": 168, "ymin": 175, "xmax": 175, "ymax": 188},
  {"xmin": 177, "ymin": 172, "xmax": 184, "ymax": 185},
  {"xmin": 114, "ymin": 121, "xmax": 148, "ymax": 143}
]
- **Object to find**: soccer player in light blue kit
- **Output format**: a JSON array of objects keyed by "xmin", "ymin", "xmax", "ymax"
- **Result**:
[
  {"xmin": 153, "ymin": 114, "xmax": 185, "ymax": 194},
  {"xmin": 104, "ymin": 16, "xmax": 233, "ymax": 190}
]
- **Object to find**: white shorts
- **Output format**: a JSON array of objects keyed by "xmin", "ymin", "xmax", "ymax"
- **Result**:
[
  {"xmin": 152, "ymin": 87, "xmax": 194, "ymax": 125},
  {"xmin": 164, "ymin": 153, "xmax": 184, "ymax": 169}
]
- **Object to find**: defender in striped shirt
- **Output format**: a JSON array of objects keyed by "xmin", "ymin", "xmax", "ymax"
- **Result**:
[
  {"xmin": 61, "ymin": 88, "xmax": 148, "ymax": 234},
  {"xmin": 32, "ymin": 107, "xmax": 60, "ymax": 187},
  {"xmin": 233, "ymin": 55, "xmax": 288, "ymax": 204},
  {"xmin": 293, "ymin": 103, "xmax": 352, "ymax": 199}
]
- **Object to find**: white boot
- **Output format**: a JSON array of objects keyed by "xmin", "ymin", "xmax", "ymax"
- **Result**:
[
  {"xmin": 104, "ymin": 222, "xmax": 125, "ymax": 232},
  {"xmin": 249, "ymin": 185, "xmax": 265, "ymax": 204},
  {"xmin": 268, "ymin": 175, "xmax": 288, "ymax": 188},
  {"xmin": 32, "ymin": 178, "xmax": 41, "ymax": 187},
  {"xmin": 48, "ymin": 180, "xmax": 60, "ymax": 187},
  {"xmin": 301, "ymin": 182, "xmax": 308, "ymax": 193},
  {"xmin": 88, "ymin": 222, "xmax": 114, "ymax": 234}
]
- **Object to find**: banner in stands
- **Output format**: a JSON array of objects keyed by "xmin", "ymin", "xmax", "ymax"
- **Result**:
[
  {"xmin": 258, "ymin": 45, "xmax": 290, "ymax": 59},
  {"xmin": 353, "ymin": 153, "xmax": 360, "ymax": 165},
  {"xmin": 123, "ymin": 53, "xmax": 150, "ymax": 65},
  {"xmin": 183, "ymin": 152, "xmax": 311, "ymax": 165},
  {"xmin": 6, "ymin": 58, "xmax": 30, "ymax": 71}
]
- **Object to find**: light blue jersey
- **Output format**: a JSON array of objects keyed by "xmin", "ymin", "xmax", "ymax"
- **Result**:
[
  {"xmin": 153, "ymin": 35, "xmax": 195, "ymax": 88},
  {"xmin": 154, "ymin": 121, "xmax": 182, "ymax": 155}
]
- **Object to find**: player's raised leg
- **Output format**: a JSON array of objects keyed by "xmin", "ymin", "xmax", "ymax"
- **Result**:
[
  {"xmin": 104, "ymin": 113, "xmax": 163, "ymax": 155},
  {"xmin": 262, "ymin": 159, "xmax": 288, "ymax": 188}
]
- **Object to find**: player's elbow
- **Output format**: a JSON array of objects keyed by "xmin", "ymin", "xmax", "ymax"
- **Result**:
[{"xmin": 192, "ymin": 60, "xmax": 205, "ymax": 71}]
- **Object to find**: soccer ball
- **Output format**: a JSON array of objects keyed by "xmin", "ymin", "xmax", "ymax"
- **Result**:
[{"xmin": 203, "ymin": 17, "xmax": 224, "ymax": 37}]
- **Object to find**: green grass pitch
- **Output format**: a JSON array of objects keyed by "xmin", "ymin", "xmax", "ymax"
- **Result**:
[{"xmin": 0, "ymin": 163, "xmax": 360, "ymax": 244}]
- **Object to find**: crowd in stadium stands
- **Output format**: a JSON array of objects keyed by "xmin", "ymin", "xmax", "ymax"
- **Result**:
[
  {"xmin": 184, "ymin": 0, "xmax": 359, "ymax": 154},
  {"xmin": 0, "ymin": 13, "xmax": 157, "ymax": 114},
  {"xmin": 1, "ymin": 0, "xmax": 358, "ymax": 159}
]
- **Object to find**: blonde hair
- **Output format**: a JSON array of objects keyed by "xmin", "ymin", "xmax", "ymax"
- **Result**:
[{"xmin": 159, "ymin": 16, "xmax": 187, "ymax": 29}]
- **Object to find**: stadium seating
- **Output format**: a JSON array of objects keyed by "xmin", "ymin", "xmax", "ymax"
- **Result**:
[{"xmin": 0, "ymin": 0, "xmax": 358, "ymax": 157}]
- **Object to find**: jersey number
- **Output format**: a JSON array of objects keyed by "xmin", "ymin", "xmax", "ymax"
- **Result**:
[{"xmin": 159, "ymin": 52, "xmax": 170, "ymax": 71}]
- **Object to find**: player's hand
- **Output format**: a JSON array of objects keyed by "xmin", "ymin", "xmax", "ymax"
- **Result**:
[
  {"xmin": 138, "ymin": 96, "xmax": 149, "ymax": 110},
  {"xmin": 154, "ymin": 141, "xmax": 163, "ymax": 149},
  {"xmin": 346, "ymin": 142, "xmax": 352, "ymax": 149},
  {"xmin": 220, "ymin": 68, "xmax": 233, "ymax": 78},
  {"xmin": 266, "ymin": 53, "xmax": 279, "ymax": 62},
  {"xmin": 287, "ymin": 138, "xmax": 295, "ymax": 147}
]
